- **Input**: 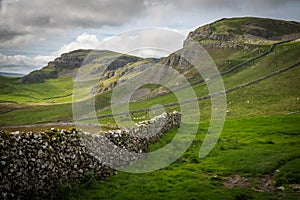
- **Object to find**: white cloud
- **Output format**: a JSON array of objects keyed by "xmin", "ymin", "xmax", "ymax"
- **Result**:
[
  {"xmin": 98, "ymin": 28, "xmax": 188, "ymax": 57},
  {"xmin": 55, "ymin": 33, "xmax": 101, "ymax": 55}
]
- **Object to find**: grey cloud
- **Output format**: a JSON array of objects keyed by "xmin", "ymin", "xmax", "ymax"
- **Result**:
[
  {"xmin": 149, "ymin": 0, "xmax": 300, "ymax": 17},
  {"xmin": 0, "ymin": 63, "xmax": 36, "ymax": 74},
  {"xmin": 1, "ymin": 0, "xmax": 145, "ymax": 28},
  {"xmin": 1, "ymin": 0, "xmax": 299, "ymax": 49},
  {"xmin": 167, "ymin": 0, "xmax": 300, "ymax": 9},
  {"xmin": 0, "ymin": 27, "xmax": 26, "ymax": 42},
  {"xmin": 0, "ymin": 0, "xmax": 145, "ymax": 47},
  {"xmin": 0, "ymin": 53, "xmax": 50, "ymax": 74}
]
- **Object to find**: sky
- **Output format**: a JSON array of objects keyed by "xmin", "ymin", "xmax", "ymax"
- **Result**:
[{"xmin": 0, "ymin": 0, "xmax": 299, "ymax": 74}]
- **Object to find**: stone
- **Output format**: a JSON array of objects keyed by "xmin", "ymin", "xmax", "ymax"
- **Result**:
[{"xmin": 18, "ymin": 150, "xmax": 23, "ymax": 156}]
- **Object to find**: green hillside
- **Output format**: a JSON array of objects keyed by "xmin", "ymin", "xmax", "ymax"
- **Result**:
[
  {"xmin": 1, "ymin": 39, "xmax": 299, "ymax": 126},
  {"xmin": 188, "ymin": 17, "xmax": 300, "ymax": 45},
  {"xmin": 0, "ymin": 76, "xmax": 74, "ymax": 103}
]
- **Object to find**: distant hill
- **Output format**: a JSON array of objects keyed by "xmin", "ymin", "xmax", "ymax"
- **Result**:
[
  {"xmin": 0, "ymin": 72, "xmax": 25, "ymax": 77},
  {"xmin": 19, "ymin": 49, "xmax": 92, "ymax": 83}
]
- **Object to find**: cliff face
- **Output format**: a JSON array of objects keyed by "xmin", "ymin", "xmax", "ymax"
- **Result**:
[
  {"xmin": 18, "ymin": 70, "xmax": 58, "ymax": 84},
  {"xmin": 19, "ymin": 50, "xmax": 92, "ymax": 84},
  {"xmin": 19, "ymin": 49, "xmax": 142, "ymax": 84}
]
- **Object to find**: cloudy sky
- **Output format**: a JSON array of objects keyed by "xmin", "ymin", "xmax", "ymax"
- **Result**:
[{"xmin": 0, "ymin": 0, "xmax": 299, "ymax": 74}]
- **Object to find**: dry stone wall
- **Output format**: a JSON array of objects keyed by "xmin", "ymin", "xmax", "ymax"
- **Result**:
[{"xmin": 0, "ymin": 111, "xmax": 181, "ymax": 199}]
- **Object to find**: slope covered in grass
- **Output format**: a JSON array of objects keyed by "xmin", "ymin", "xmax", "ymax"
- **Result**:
[
  {"xmin": 0, "ymin": 40, "xmax": 299, "ymax": 126},
  {"xmin": 59, "ymin": 114, "xmax": 300, "ymax": 200},
  {"xmin": 0, "ymin": 76, "xmax": 74, "ymax": 103}
]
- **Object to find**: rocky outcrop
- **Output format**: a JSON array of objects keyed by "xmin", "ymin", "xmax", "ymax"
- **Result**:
[
  {"xmin": 49, "ymin": 54, "xmax": 85, "ymax": 70},
  {"xmin": 19, "ymin": 50, "xmax": 92, "ymax": 84},
  {"xmin": 18, "ymin": 69, "xmax": 58, "ymax": 84},
  {"xmin": 19, "ymin": 50, "xmax": 135, "ymax": 84},
  {"xmin": 90, "ymin": 59, "xmax": 158, "ymax": 95},
  {"xmin": 19, "ymin": 50, "xmax": 141, "ymax": 85},
  {"xmin": 184, "ymin": 17, "xmax": 300, "ymax": 50},
  {"xmin": 19, "ymin": 52, "xmax": 95, "ymax": 83},
  {"xmin": 185, "ymin": 24, "xmax": 214, "ymax": 42},
  {"xmin": 90, "ymin": 56, "xmax": 140, "ymax": 75},
  {"xmin": 0, "ymin": 112, "xmax": 181, "ymax": 199}
]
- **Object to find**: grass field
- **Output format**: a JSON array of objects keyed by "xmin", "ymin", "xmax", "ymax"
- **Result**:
[{"xmin": 55, "ymin": 114, "xmax": 300, "ymax": 200}]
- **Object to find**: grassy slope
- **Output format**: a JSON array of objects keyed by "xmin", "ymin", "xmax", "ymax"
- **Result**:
[
  {"xmin": 0, "ymin": 41, "xmax": 299, "ymax": 126},
  {"xmin": 205, "ymin": 44, "xmax": 270, "ymax": 72},
  {"xmin": 0, "ymin": 76, "xmax": 74, "ymax": 103},
  {"xmin": 62, "ymin": 114, "xmax": 300, "ymax": 200},
  {"xmin": 210, "ymin": 17, "xmax": 300, "ymax": 35},
  {"xmin": 60, "ymin": 41, "xmax": 299, "ymax": 199},
  {"xmin": 111, "ymin": 41, "xmax": 300, "ymax": 120}
]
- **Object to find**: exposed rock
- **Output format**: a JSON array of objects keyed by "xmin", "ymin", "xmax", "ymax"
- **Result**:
[
  {"xmin": 19, "ymin": 50, "xmax": 91, "ymax": 84},
  {"xmin": 184, "ymin": 17, "xmax": 300, "ymax": 50}
]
